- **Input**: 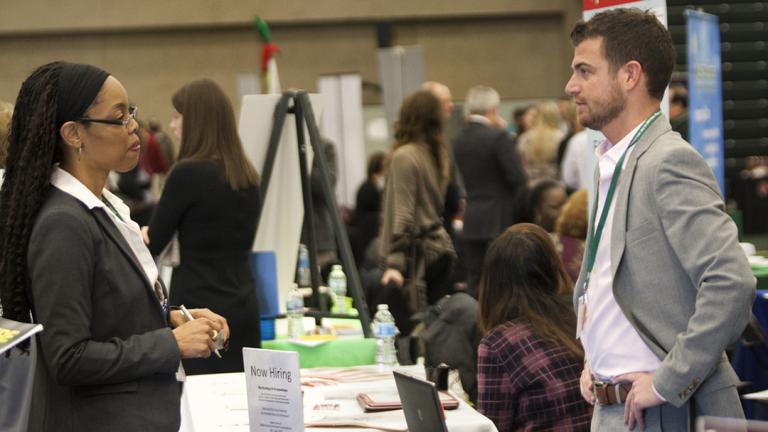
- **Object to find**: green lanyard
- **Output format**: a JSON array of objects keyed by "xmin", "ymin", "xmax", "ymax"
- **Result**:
[
  {"xmin": 101, "ymin": 195, "xmax": 125, "ymax": 223},
  {"xmin": 582, "ymin": 109, "xmax": 661, "ymax": 293}
]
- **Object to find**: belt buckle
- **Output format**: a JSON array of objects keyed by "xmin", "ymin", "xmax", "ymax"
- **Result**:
[{"xmin": 592, "ymin": 380, "xmax": 624, "ymax": 405}]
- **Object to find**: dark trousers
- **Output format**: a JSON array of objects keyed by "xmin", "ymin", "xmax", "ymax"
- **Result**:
[
  {"xmin": 461, "ymin": 238, "xmax": 490, "ymax": 299},
  {"xmin": 425, "ymin": 253, "xmax": 456, "ymax": 305}
]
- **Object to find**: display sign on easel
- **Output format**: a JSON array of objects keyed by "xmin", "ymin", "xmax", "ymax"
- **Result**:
[
  {"xmin": 238, "ymin": 94, "xmax": 323, "ymax": 312},
  {"xmin": 243, "ymin": 348, "xmax": 303, "ymax": 432}
]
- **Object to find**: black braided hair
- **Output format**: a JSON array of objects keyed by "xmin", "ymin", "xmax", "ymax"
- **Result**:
[{"xmin": 0, "ymin": 62, "xmax": 65, "ymax": 323}]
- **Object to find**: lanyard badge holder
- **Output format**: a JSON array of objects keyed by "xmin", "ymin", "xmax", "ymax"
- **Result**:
[{"xmin": 576, "ymin": 110, "xmax": 661, "ymax": 339}]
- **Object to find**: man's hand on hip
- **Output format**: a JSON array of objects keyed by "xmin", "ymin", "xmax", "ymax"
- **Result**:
[
  {"xmin": 580, "ymin": 364, "xmax": 595, "ymax": 405},
  {"xmin": 615, "ymin": 371, "xmax": 664, "ymax": 431}
]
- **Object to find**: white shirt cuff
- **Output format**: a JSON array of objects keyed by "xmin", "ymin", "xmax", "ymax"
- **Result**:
[{"xmin": 651, "ymin": 383, "xmax": 667, "ymax": 402}]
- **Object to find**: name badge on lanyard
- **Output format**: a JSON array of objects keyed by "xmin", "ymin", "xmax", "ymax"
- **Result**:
[{"xmin": 576, "ymin": 292, "xmax": 588, "ymax": 339}]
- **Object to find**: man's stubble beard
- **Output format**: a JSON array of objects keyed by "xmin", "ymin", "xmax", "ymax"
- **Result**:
[{"xmin": 581, "ymin": 83, "xmax": 627, "ymax": 132}]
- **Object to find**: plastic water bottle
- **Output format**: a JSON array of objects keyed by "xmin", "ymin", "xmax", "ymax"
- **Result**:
[
  {"xmin": 297, "ymin": 244, "xmax": 311, "ymax": 287},
  {"xmin": 373, "ymin": 304, "xmax": 397, "ymax": 367},
  {"xmin": 328, "ymin": 264, "xmax": 347, "ymax": 314},
  {"xmin": 286, "ymin": 284, "xmax": 304, "ymax": 339}
]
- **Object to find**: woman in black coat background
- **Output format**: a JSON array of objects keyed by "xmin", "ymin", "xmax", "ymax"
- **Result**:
[{"xmin": 148, "ymin": 79, "xmax": 261, "ymax": 375}]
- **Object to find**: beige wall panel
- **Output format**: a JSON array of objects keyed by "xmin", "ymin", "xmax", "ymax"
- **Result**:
[
  {"xmin": 0, "ymin": 30, "xmax": 263, "ymax": 128},
  {"xmin": 395, "ymin": 17, "xmax": 570, "ymax": 100},
  {"xmin": 0, "ymin": 24, "xmax": 381, "ymax": 129},
  {"xmin": 1, "ymin": 0, "xmax": 571, "ymax": 33},
  {"xmin": 269, "ymin": 24, "xmax": 379, "ymax": 94},
  {"xmin": 0, "ymin": 4, "xmax": 581, "ymax": 126}
]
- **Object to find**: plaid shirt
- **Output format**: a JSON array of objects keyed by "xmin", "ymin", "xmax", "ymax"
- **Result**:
[{"xmin": 477, "ymin": 320, "xmax": 592, "ymax": 431}]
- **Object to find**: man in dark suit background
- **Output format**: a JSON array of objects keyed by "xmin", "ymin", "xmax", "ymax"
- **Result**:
[{"xmin": 453, "ymin": 85, "xmax": 528, "ymax": 297}]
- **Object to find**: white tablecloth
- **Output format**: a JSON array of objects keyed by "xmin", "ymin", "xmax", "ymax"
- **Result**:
[{"xmin": 180, "ymin": 365, "xmax": 497, "ymax": 432}]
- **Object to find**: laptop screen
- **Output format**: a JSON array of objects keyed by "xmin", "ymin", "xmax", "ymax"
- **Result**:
[{"xmin": 393, "ymin": 371, "xmax": 449, "ymax": 432}]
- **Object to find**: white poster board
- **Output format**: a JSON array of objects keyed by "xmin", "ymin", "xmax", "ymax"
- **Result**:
[
  {"xmin": 238, "ymin": 94, "xmax": 323, "ymax": 312},
  {"xmin": 242, "ymin": 348, "xmax": 303, "ymax": 432}
]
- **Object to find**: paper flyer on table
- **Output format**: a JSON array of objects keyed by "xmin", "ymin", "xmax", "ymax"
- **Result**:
[
  {"xmin": 0, "ymin": 317, "xmax": 42, "ymax": 355},
  {"xmin": 243, "ymin": 348, "xmax": 303, "ymax": 432}
]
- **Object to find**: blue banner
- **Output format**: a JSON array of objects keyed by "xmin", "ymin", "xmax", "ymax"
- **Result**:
[{"xmin": 686, "ymin": 10, "xmax": 725, "ymax": 196}]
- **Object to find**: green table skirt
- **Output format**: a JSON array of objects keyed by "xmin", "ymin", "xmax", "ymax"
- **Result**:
[
  {"xmin": 262, "ymin": 337, "xmax": 376, "ymax": 368},
  {"xmin": 753, "ymin": 265, "xmax": 768, "ymax": 290}
]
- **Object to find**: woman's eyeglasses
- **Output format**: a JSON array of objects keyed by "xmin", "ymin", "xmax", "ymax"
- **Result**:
[{"xmin": 77, "ymin": 106, "xmax": 138, "ymax": 128}]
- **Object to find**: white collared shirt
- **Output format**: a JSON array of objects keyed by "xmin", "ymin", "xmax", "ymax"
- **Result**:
[
  {"xmin": 50, "ymin": 167, "xmax": 159, "ymax": 289},
  {"xmin": 581, "ymin": 123, "xmax": 661, "ymax": 381}
]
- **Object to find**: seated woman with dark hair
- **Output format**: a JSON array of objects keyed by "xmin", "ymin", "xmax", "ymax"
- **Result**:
[
  {"xmin": 477, "ymin": 223, "xmax": 591, "ymax": 431},
  {"xmin": 526, "ymin": 179, "xmax": 567, "ymax": 233}
]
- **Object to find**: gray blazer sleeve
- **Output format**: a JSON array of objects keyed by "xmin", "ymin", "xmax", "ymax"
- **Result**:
[
  {"xmin": 27, "ymin": 206, "xmax": 181, "ymax": 386},
  {"xmin": 650, "ymin": 146, "xmax": 756, "ymax": 405}
]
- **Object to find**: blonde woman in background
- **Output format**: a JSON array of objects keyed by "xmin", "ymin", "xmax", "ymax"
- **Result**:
[
  {"xmin": 553, "ymin": 189, "xmax": 588, "ymax": 282},
  {"xmin": 0, "ymin": 101, "xmax": 13, "ymax": 188},
  {"xmin": 517, "ymin": 101, "xmax": 564, "ymax": 184},
  {"xmin": 556, "ymin": 100, "xmax": 584, "ymax": 166}
]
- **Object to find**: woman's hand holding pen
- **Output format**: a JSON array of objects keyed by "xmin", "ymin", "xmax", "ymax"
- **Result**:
[
  {"xmin": 170, "ymin": 307, "xmax": 230, "ymax": 340},
  {"xmin": 171, "ymin": 308, "xmax": 229, "ymax": 359},
  {"xmin": 172, "ymin": 318, "xmax": 218, "ymax": 358},
  {"xmin": 187, "ymin": 308, "xmax": 230, "ymax": 342}
]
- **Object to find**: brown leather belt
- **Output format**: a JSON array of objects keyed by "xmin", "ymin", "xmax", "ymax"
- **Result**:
[{"xmin": 593, "ymin": 380, "xmax": 630, "ymax": 405}]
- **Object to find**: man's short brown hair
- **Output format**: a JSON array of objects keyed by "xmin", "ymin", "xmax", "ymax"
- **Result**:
[{"xmin": 571, "ymin": 8, "xmax": 675, "ymax": 100}]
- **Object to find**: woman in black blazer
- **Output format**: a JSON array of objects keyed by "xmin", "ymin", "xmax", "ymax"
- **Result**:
[
  {"xmin": 0, "ymin": 62, "xmax": 228, "ymax": 432},
  {"xmin": 147, "ymin": 79, "xmax": 262, "ymax": 375}
]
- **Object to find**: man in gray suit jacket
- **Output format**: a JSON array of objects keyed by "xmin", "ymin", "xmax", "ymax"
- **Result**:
[
  {"xmin": 453, "ymin": 85, "xmax": 527, "ymax": 297},
  {"xmin": 565, "ymin": 9, "xmax": 755, "ymax": 430}
]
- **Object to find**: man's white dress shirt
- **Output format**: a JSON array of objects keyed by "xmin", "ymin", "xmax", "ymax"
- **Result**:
[{"xmin": 580, "ymin": 123, "xmax": 662, "ymax": 381}]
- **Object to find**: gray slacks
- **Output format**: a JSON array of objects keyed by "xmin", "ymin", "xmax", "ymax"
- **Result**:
[{"xmin": 591, "ymin": 402, "xmax": 689, "ymax": 431}]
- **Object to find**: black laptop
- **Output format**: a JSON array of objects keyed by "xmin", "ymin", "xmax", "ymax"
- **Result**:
[{"xmin": 393, "ymin": 371, "xmax": 449, "ymax": 432}]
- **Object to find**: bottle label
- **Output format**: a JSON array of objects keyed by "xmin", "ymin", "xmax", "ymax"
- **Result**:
[
  {"xmin": 330, "ymin": 278, "xmax": 347, "ymax": 296},
  {"xmin": 287, "ymin": 298, "xmax": 303, "ymax": 313},
  {"xmin": 375, "ymin": 322, "xmax": 396, "ymax": 337}
]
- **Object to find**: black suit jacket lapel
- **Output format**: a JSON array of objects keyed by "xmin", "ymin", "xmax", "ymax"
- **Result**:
[{"xmin": 91, "ymin": 208, "xmax": 165, "ymax": 318}]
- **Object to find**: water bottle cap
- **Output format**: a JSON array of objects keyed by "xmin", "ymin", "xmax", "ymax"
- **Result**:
[
  {"xmin": 332, "ymin": 264, "xmax": 342, "ymax": 272},
  {"xmin": 376, "ymin": 304, "xmax": 389, "ymax": 311}
]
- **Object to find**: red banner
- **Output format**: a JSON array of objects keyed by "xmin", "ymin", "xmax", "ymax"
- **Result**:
[{"xmin": 582, "ymin": 0, "xmax": 643, "ymax": 11}]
